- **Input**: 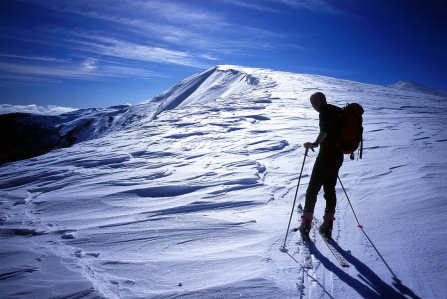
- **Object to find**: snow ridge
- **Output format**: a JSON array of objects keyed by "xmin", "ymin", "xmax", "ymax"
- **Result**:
[
  {"xmin": 140, "ymin": 66, "xmax": 260, "ymax": 120},
  {"xmin": 386, "ymin": 80, "xmax": 447, "ymax": 97}
]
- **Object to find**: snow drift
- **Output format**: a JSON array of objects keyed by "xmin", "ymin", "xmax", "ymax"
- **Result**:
[{"xmin": 0, "ymin": 65, "xmax": 446, "ymax": 298}]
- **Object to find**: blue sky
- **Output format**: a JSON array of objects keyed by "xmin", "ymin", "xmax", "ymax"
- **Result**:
[{"xmin": 1, "ymin": 0, "xmax": 446, "ymax": 109}]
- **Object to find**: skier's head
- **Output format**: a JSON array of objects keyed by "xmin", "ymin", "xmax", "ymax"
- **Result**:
[{"xmin": 310, "ymin": 92, "xmax": 326, "ymax": 112}]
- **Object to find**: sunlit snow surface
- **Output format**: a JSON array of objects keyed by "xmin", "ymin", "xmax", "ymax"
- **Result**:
[{"xmin": 1, "ymin": 66, "xmax": 446, "ymax": 298}]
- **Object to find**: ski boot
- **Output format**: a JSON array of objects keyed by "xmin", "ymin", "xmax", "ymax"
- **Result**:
[
  {"xmin": 299, "ymin": 211, "xmax": 313, "ymax": 241},
  {"xmin": 319, "ymin": 210, "xmax": 335, "ymax": 240}
]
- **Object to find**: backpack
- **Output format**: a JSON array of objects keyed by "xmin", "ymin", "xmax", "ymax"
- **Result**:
[{"xmin": 337, "ymin": 103, "xmax": 364, "ymax": 160}]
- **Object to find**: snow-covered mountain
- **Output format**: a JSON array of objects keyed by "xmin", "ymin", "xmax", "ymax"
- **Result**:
[
  {"xmin": 0, "ymin": 65, "xmax": 446, "ymax": 298},
  {"xmin": 0, "ymin": 67, "xmax": 258, "ymax": 165},
  {"xmin": 386, "ymin": 80, "xmax": 447, "ymax": 97}
]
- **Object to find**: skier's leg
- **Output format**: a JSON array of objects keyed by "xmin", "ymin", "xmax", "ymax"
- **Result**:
[
  {"xmin": 301, "ymin": 155, "xmax": 325, "ymax": 237},
  {"xmin": 304, "ymin": 155, "xmax": 325, "ymax": 213},
  {"xmin": 323, "ymin": 154, "xmax": 343, "ymax": 213},
  {"xmin": 323, "ymin": 184, "xmax": 337, "ymax": 213},
  {"xmin": 320, "ymin": 154, "xmax": 343, "ymax": 238}
]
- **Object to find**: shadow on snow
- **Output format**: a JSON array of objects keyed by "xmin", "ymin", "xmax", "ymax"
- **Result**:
[
  {"xmin": 284, "ymin": 231, "xmax": 421, "ymax": 299},
  {"xmin": 310, "ymin": 234, "xmax": 421, "ymax": 299}
]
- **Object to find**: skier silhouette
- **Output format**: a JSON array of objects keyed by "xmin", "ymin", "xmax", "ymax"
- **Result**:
[{"xmin": 299, "ymin": 92, "xmax": 343, "ymax": 240}]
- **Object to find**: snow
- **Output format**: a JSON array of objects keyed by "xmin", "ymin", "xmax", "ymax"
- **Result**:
[{"xmin": 0, "ymin": 65, "xmax": 446, "ymax": 298}]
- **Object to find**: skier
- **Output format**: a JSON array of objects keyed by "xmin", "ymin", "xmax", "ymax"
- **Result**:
[{"xmin": 299, "ymin": 92, "xmax": 343, "ymax": 240}]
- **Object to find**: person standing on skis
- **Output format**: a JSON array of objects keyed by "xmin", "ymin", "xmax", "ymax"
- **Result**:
[{"xmin": 299, "ymin": 92, "xmax": 343, "ymax": 240}]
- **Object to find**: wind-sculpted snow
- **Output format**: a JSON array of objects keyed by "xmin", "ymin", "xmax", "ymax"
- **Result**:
[{"xmin": 0, "ymin": 65, "xmax": 446, "ymax": 298}]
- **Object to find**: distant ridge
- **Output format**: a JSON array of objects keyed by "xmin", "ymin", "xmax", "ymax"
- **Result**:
[{"xmin": 386, "ymin": 80, "xmax": 447, "ymax": 97}]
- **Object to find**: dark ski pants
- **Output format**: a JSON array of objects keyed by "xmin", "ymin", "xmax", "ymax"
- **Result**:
[{"xmin": 304, "ymin": 152, "xmax": 343, "ymax": 214}]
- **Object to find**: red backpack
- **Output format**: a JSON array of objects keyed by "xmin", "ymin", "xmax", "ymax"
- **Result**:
[{"xmin": 337, "ymin": 103, "xmax": 364, "ymax": 160}]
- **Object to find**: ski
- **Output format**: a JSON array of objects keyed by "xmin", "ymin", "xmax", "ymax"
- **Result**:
[
  {"xmin": 312, "ymin": 217, "xmax": 349, "ymax": 267},
  {"xmin": 301, "ymin": 239, "xmax": 313, "ymax": 269},
  {"xmin": 297, "ymin": 204, "xmax": 313, "ymax": 269}
]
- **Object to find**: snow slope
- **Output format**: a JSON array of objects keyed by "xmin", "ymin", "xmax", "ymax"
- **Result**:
[{"xmin": 0, "ymin": 65, "xmax": 446, "ymax": 298}]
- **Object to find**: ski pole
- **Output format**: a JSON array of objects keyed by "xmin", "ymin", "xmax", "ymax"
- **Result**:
[
  {"xmin": 280, "ymin": 147, "xmax": 309, "ymax": 253},
  {"xmin": 338, "ymin": 176, "xmax": 363, "ymax": 228}
]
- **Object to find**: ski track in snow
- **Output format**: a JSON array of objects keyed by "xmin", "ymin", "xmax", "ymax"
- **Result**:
[{"xmin": 0, "ymin": 65, "xmax": 446, "ymax": 298}]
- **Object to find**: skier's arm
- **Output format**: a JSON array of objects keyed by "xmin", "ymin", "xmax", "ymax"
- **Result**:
[
  {"xmin": 314, "ymin": 130, "xmax": 327, "ymax": 145},
  {"xmin": 304, "ymin": 131, "xmax": 327, "ymax": 149}
]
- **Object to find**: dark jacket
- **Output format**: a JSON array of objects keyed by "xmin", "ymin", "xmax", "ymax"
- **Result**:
[{"xmin": 319, "ymin": 103, "xmax": 342, "ymax": 156}]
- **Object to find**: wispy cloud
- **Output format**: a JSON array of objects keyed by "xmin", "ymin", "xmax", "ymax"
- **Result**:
[
  {"xmin": 270, "ymin": 0, "xmax": 361, "ymax": 18},
  {"xmin": 0, "ymin": 58, "xmax": 161, "ymax": 82},
  {"xmin": 0, "ymin": 74, "xmax": 63, "ymax": 85},
  {"xmin": 0, "ymin": 54, "xmax": 68, "ymax": 62},
  {"xmin": 215, "ymin": 0, "xmax": 337, "ymax": 13},
  {"xmin": 200, "ymin": 54, "xmax": 219, "ymax": 61},
  {"xmin": 82, "ymin": 58, "xmax": 98, "ymax": 70},
  {"xmin": 52, "ymin": 3, "xmax": 282, "ymax": 53},
  {"xmin": 23, "ymin": 0, "xmax": 290, "ymax": 51},
  {"xmin": 135, "ymin": 0, "xmax": 221, "ymax": 24},
  {"xmin": 0, "ymin": 61, "xmax": 93, "ymax": 79},
  {"xmin": 68, "ymin": 34, "xmax": 210, "ymax": 68},
  {"xmin": 1, "ymin": 0, "xmax": 304, "ymax": 84},
  {"xmin": 272, "ymin": 0, "xmax": 333, "ymax": 12},
  {"xmin": 214, "ymin": 0, "xmax": 283, "ymax": 13},
  {"xmin": 37, "ymin": 0, "xmax": 222, "ymax": 26}
]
